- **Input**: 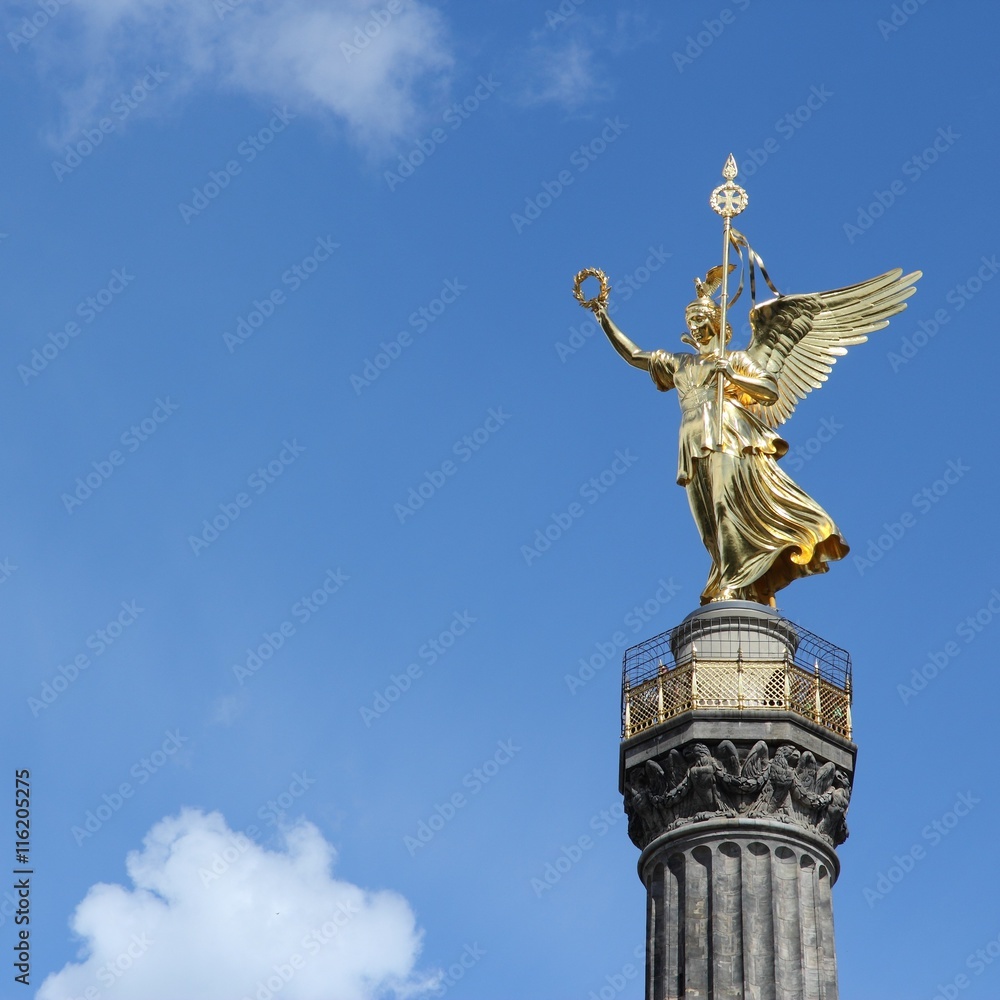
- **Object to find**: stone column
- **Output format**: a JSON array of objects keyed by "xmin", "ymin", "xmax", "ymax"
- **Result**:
[{"xmin": 620, "ymin": 603, "xmax": 856, "ymax": 1000}]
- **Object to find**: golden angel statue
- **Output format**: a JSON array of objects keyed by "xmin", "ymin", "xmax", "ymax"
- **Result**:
[{"xmin": 576, "ymin": 158, "xmax": 920, "ymax": 606}]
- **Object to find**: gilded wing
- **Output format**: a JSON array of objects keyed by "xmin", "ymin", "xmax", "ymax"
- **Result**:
[{"xmin": 745, "ymin": 269, "xmax": 921, "ymax": 428}]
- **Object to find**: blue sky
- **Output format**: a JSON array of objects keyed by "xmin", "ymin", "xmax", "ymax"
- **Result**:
[{"xmin": 1, "ymin": 1, "xmax": 998, "ymax": 997}]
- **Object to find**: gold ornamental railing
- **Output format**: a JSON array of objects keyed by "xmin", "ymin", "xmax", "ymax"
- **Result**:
[{"xmin": 622, "ymin": 654, "xmax": 852, "ymax": 740}]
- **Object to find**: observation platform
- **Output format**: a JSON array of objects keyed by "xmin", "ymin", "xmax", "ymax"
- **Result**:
[{"xmin": 621, "ymin": 601, "xmax": 852, "ymax": 741}]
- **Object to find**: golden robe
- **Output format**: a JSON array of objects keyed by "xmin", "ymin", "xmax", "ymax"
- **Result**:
[{"xmin": 649, "ymin": 348, "xmax": 849, "ymax": 605}]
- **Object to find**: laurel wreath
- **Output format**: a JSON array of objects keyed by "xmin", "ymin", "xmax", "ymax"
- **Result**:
[{"xmin": 572, "ymin": 267, "xmax": 610, "ymax": 311}]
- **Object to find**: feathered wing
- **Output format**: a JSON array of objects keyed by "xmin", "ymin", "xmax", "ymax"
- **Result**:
[
  {"xmin": 715, "ymin": 740, "xmax": 741, "ymax": 777},
  {"xmin": 794, "ymin": 751, "xmax": 819, "ymax": 793},
  {"xmin": 742, "ymin": 741, "xmax": 770, "ymax": 782},
  {"xmin": 745, "ymin": 269, "xmax": 921, "ymax": 428},
  {"xmin": 645, "ymin": 759, "xmax": 667, "ymax": 794},
  {"xmin": 665, "ymin": 751, "xmax": 687, "ymax": 790},
  {"xmin": 814, "ymin": 761, "xmax": 837, "ymax": 796}
]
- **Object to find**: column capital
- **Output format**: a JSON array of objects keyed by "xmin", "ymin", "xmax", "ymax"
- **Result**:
[{"xmin": 623, "ymin": 735, "xmax": 852, "ymax": 854}]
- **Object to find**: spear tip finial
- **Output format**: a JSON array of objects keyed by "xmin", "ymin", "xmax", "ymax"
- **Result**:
[{"xmin": 722, "ymin": 153, "xmax": 738, "ymax": 180}]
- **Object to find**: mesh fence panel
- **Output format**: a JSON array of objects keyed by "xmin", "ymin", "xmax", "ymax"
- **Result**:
[{"xmin": 621, "ymin": 614, "xmax": 852, "ymax": 739}]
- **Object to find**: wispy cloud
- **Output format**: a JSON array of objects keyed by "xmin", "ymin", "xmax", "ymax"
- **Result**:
[
  {"xmin": 509, "ymin": 7, "xmax": 657, "ymax": 111},
  {"xmin": 516, "ymin": 38, "xmax": 606, "ymax": 110},
  {"xmin": 38, "ymin": 809, "xmax": 436, "ymax": 1000},
  {"xmin": 15, "ymin": 0, "xmax": 454, "ymax": 151}
]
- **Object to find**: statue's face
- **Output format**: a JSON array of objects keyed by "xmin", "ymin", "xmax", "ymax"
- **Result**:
[{"xmin": 685, "ymin": 307, "xmax": 716, "ymax": 349}]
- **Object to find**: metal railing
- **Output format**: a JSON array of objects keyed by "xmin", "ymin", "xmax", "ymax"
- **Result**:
[{"xmin": 621, "ymin": 615, "xmax": 852, "ymax": 740}]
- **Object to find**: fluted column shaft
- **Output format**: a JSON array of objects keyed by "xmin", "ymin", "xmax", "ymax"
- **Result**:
[{"xmin": 640, "ymin": 825, "xmax": 838, "ymax": 1000}]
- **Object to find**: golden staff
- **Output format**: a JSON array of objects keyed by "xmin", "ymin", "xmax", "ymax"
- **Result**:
[{"xmin": 709, "ymin": 154, "xmax": 749, "ymax": 441}]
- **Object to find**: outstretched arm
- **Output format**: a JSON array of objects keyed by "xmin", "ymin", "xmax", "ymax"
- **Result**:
[{"xmin": 595, "ymin": 305, "xmax": 653, "ymax": 371}]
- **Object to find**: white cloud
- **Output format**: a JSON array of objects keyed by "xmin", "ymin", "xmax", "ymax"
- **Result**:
[
  {"xmin": 514, "ymin": 38, "xmax": 606, "ymax": 110},
  {"xmin": 211, "ymin": 690, "xmax": 248, "ymax": 726},
  {"xmin": 509, "ymin": 7, "xmax": 657, "ymax": 111},
  {"xmin": 39, "ymin": 809, "xmax": 436, "ymax": 1000},
  {"xmin": 20, "ymin": 0, "xmax": 453, "ymax": 150}
]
